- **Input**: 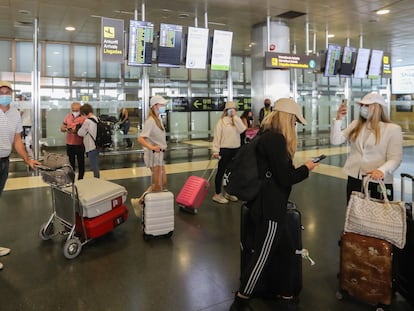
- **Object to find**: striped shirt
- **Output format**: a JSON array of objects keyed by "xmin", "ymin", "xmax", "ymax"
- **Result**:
[{"xmin": 0, "ymin": 107, "xmax": 22, "ymax": 158}]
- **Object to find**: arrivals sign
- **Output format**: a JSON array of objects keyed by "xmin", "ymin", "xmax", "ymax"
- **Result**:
[
  {"xmin": 265, "ymin": 52, "xmax": 319, "ymax": 70},
  {"xmin": 101, "ymin": 17, "xmax": 124, "ymax": 63},
  {"xmin": 382, "ymin": 54, "xmax": 391, "ymax": 78}
]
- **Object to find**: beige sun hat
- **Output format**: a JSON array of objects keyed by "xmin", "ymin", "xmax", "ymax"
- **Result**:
[
  {"xmin": 358, "ymin": 92, "xmax": 386, "ymax": 106},
  {"xmin": 273, "ymin": 98, "xmax": 307, "ymax": 125},
  {"xmin": 0, "ymin": 81, "xmax": 12, "ymax": 90},
  {"xmin": 150, "ymin": 95, "xmax": 168, "ymax": 108}
]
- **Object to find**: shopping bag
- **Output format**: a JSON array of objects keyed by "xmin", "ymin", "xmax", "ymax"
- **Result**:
[{"xmin": 344, "ymin": 178, "xmax": 406, "ymax": 249}]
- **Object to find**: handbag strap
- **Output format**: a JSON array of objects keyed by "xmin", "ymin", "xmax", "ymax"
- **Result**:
[{"xmin": 362, "ymin": 176, "xmax": 390, "ymax": 204}]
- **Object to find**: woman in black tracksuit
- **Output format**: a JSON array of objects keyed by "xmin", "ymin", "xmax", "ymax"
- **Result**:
[{"xmin": 230, "ymin": 98, "xmax": 319, "ymax": 311}]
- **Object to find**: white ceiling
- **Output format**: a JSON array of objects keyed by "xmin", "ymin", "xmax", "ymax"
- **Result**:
[{"xmin": 1, "ymin": 0, "xmax": 414, "ymax": 67}]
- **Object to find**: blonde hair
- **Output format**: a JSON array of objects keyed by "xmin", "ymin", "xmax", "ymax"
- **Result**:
[
  {"xmin": 261, "ymin": 110, "xmax": 298, "ymax": 158},
  {"xmin": 149, "ymin": 107, "xmax": 165, "ymax": 131},
  {"xmin": 349, "ymin": 103, "xmax": 391, "ymax": 144}
]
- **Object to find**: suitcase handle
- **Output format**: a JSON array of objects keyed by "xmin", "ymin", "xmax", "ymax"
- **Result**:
[
  {"xmin": 400, "ymin": 172, "xmax": 414, "ymax": 203},
  {"xmin": 401, "ymin": 173, "xmax": 414, "ymax": 180},
  {"xmin": 201, "ymin": 158, "xmax": 219, "ymax": 183}
]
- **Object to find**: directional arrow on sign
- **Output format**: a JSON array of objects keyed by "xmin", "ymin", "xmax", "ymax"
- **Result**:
[{"xmin": 193, "ymin": 100, "xmax": 202, "ymax": 109}]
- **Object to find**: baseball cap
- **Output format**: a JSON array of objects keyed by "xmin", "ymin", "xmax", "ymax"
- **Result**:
[
  {"xmin": 359, "ymin": 92, "xmax": 386, "ymax": 106},
  {"xmin": 273, "ymin": 98, "xmax": 307, "ymax": 125},
  {"xmin": 150, "ymin": 95, "xmax": 168, "ymax": 108},
  {"xmin": 224, "ymin": 101, "xmax": 237, "ymax": 110},
  {"xmin": 0, "ymin": 81, "xmax": 12, "ymax": 90}
]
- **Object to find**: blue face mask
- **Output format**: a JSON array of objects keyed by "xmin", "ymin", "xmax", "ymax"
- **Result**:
[
  {"xmin": 158, "ymin": 106, "xmax": 166, "ymax": 114},
  {"xmin": 0, "ymin": 95, "xmax": 12, "ymax": 106},
  {"xmin": 360, "ymin": 106, "xmax": 370, "ymax": 119}
]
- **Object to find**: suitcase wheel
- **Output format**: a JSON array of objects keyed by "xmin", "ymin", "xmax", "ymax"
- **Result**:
[
  {"xmin": 63, "ymin": 237, "xmax": 82, "ymax": 259},
  {"xmin": 335, "ymin": 290, "xmax": 344, "ymax": 300},
  {"xmin": 143, "ymin": 231, "xmax": 173, "ymax": 241},
  {"xmin": 179, "ymin": 205, "xmax": 198, "ymax": 215},
  {"xmin": 39, "ymin": 222, "xmax": 55, "ymax": 241}
]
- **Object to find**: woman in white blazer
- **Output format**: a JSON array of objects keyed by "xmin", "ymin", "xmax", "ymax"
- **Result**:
[{"xmin": 331, "ymin": 92, "xmax": 403, "ymax": 202}]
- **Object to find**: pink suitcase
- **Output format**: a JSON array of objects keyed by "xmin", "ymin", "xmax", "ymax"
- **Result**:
[{"xmin": 176, "ymin": 161, "xmax": 217, "ymax": 214}]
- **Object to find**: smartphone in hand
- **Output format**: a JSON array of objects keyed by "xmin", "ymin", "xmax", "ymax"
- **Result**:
[{"xmin": 312, "ymin": 154, "xmax": 326, "ymax": 163}]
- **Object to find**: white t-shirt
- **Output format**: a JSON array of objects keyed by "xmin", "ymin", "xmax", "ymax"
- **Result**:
[
  {"xmin": 139, "ymin": 116, "xmax": 167, "ymax": 150},
  {"xmin": 0, "ymin": 107, "xmax": 22, "ymax": 157}
]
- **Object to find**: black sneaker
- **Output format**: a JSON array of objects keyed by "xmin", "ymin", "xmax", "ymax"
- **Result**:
[{"xmin": 229, "ymin": 295, "xmax": 253, "ymax": 311}]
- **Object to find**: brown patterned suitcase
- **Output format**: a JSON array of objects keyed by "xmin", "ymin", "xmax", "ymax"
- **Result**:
[{"xmin": 338, "ymin": 232, "xmax": 393, "ymax": 306}]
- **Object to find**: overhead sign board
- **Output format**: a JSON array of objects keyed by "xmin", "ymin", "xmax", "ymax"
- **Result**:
[
  {"xmin": 265, "ymin": 52, "xmax": 319, "ymax": 70},
  {"xmin": 101, "ymin": 17, "xmax": 124, "ymax": 63}
]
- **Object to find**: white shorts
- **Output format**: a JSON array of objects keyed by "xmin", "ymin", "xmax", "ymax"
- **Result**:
[{"xmin": 143, "ymin": 150, "xmax": 164, "ymax": 168}]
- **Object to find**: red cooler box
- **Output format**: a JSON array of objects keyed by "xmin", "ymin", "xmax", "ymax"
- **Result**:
[{"xmin": 76, "ymin": 204, "xmax": 128, "ymax": 239}]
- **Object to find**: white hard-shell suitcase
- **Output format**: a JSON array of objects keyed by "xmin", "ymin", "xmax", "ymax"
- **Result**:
[
  {"xmin": 142, "ymin": 191, "xmax": 174, "ymax": 239},
  {"xmin": 75, "ymin": 178, "xmax": 127, "ymax": 218},
  {"xmin": 141, "ymin": 151, "xmax": 174, "ymax": 239}
]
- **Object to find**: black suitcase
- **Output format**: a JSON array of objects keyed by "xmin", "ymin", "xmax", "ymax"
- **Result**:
[
  {"xmin": 394, "ymin": 173, "xmax": 414, "ymax": 305},
  {"xmin": 240, "ymin": 202, "xmax": 310, "ymax": 298}
]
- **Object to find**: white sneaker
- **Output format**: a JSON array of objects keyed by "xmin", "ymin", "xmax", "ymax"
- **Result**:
[
  {"xmin": 131, "ymin": 198, "xmax": 143, "ymax": 218},
  {"xmin": 224, "ymin": 192, "xmax": 238, "ymax": 202},
  {"xmin": 0, "ymin": 261, "xmax": 3, "ymax": 270},
  {"xmin": 0, "ymin": 247, "xmax": 10, "ymax": 257},
  {"xmin": 212, "ymin": 193, "xmax": 229, "ymax": 204}
]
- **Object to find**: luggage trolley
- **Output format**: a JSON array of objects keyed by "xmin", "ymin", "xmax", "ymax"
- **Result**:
[
  {"xmin": 39, "ymin": 164, "xmax": 130, "ymax": 259},
  {"xmin": 38, "ymin": 165, "xmax": 87, "ymax": 259}
]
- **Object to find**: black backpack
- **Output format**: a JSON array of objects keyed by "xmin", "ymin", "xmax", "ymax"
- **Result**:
[
  {"xmin": 88, "ymin": 118, "xmax": 112, "ymax": 149},
  {"xmin": 223, "ymin": 134, "xmax": 272, "ymax": 202}
]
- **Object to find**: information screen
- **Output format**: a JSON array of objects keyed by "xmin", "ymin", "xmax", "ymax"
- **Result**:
[
  {"xmin": 339, "ymin": 46, "xmax": 356, "ymax": 77},
  {"xmin": 128, "ymin": 20, "xmax": 154, "ymax": 66},
  {"xmin": 157, "ymin": 23, "xmax": 183, "ymax": 68},
  {"xmin": 211, "ymin": 30, "xmax": 233, "ymax": 71},
  {"xmin": 324, "ymin": 44, "xmax": 342, "ymax": 77},
  {"xmin": 185, "ymin": 27, "xmax": 209, "ymax": 69},
  {"xmin": 354, "ymin": 48, "xmax": 371, "ymax": 79},
  {"xmin": 368, "ymin": 49, "xmax": 384, "ymax": 79}
]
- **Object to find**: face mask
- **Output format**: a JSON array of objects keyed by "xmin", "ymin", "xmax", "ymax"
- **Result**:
[
  {"xmin": 72, "ymin": 111, "xmax": 80, "ymax": 118},
  {"xmin": 360, "ymin": 106, "xmax": 370, "ymax": 119},
  {"xmin": 264, "ymin": 103, "xmax": 270, "ymax": 108},
  {"xmin": 0, "ymin": 95, "xmax": 12, "ymax": 106},
  {"xmin": 158, "ymin": 106, "xmax": 166, "ymax": 114},
  {"xmin": 227, "ymin": 109, "xmax": 233, "ymax": 117}
]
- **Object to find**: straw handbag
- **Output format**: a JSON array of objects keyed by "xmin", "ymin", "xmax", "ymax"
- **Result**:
[{"xmin": 344, "ymin": 178, "xmax": 406, "ymax": 249}]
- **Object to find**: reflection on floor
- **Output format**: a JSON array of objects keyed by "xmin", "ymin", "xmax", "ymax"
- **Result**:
[{"xmin": 1, "ymin": 142, "xmax": 414, "ymax": 311}]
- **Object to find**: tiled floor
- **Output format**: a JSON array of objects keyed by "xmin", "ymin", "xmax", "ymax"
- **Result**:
[{"xmin": 1, "ymin": 143, "xmax": 413, "ymax": 311}]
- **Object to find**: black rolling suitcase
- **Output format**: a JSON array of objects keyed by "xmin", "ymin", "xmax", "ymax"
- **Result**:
[
  {"xmin": 394, "ymin": 173, "xmax": 414, "ymax": 305},
  {"xmin": 240, "ymin": 202, "xmax": 314, "ymax": 298}
]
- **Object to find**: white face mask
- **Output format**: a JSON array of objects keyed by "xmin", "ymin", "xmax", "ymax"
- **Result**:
[
  {"xmin": 359, "ymin": 106, "xmax": 370, "ymax": 119},
  {"xmin": 72, "ymin": 111, "xmax": 80, "ymax": 118}
]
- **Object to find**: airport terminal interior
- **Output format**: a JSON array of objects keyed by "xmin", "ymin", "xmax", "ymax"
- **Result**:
[
  {"xmin": 2, "ymin": 0, "xmax": 414, "ymax": 310},
  {"xmin": 1, "ymin": 139, "xmax": 414, "ymax": 311}
]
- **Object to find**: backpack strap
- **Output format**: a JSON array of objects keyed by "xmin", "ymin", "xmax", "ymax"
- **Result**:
[{"xmin": 87, "ymin": 117, "xmax": 98, "ymax": 142}]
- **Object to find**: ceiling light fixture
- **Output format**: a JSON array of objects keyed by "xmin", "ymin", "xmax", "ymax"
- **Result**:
[
  {"xmin": 65, "ymin": 26, "xmax": 76, "ymax": 31},
  {"xmin": 327, "ymin": 34, "xmax": 335, "ymax": 38},
  {"xmin": 376, "ymin": 9, "xmax": 390, "ymax": 15}
]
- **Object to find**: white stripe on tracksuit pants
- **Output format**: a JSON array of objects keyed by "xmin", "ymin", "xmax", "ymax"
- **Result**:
[{"xmin": 241, "ymin": 219, "xmax": 279, "ymax": 296}]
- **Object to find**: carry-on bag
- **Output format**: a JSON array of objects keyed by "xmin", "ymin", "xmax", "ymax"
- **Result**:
[
  {"xmin": 75, "ymin": 178, "xmax": 127, "ymax": 218},
  {"xmin": 344, "ymin": 177, "xmax": 406, "ymax": 249},
  {"xmin": 176, "ymin": 159, "xmax": 217, "ymax": 214},
  {"xmin": 337, "ymin": 232, "xmax": 393, "ymax": 307},
  {"xmin": 76, "ymin": 204, "xmax": 128, "ymax": 239},
  {"xmin": 394, "ymin": 173, "xmax": 414, "ymax": 306},
  {"xmin": 240, "ymin": 202, "xmax": 314, "ymax": 298},
  {"xmin": 142, "ymin": 151, "xmax": 174, "ymax": 240}
]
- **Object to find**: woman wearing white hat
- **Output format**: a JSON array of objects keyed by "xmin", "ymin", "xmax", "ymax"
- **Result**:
[
  {"xmin": 212, "ymin": 101, "xmax": 246, "ymax": 204},
  {"xmin": 331, "ymin": 92, "xmax": 403, "ymax": 202},
  {"xmin": 131, "ymin": 95, "xmax": 168, "ymax": 216}
]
